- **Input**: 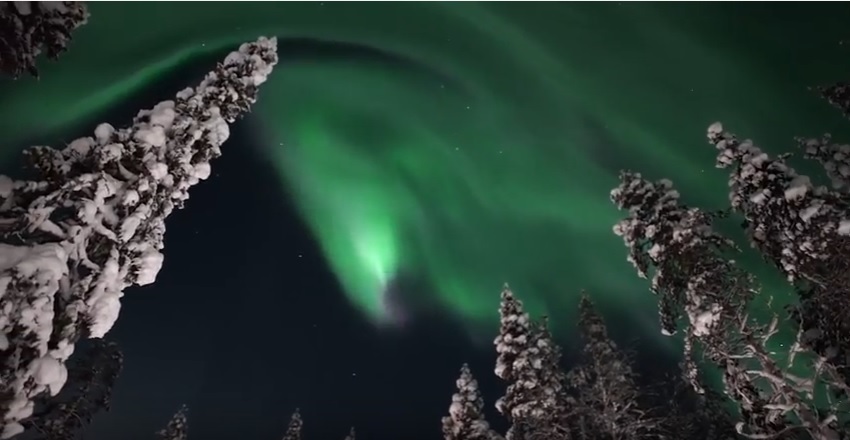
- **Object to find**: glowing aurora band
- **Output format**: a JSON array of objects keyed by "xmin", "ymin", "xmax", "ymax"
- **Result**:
[{"xmin": 3, "ymin": 2, "xmax": 850, "ymax": 345}]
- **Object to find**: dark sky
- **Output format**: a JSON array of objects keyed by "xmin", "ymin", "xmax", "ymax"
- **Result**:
[
  {"xmin": 4, "ymin": 3, "xmax": 850, "ymax": 440},
  {"xmin": 0, "ymin": 52, "xmax": 523, "ymax": 439},
  {"xmin": 67, "ymin": 75, "xmax": 507, "ymax": 440},
  {"xmin": 36, "ymin": 56, "xmax": 673, "ymax": 440}
]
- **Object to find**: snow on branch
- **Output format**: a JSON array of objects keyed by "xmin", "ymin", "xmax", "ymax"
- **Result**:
[
  {"xmin": 709, "ymin": 122, "xmax": 850, "ymax": 390},
  {"xmin": 493, "ymin": 286, "xmax": 570, "ymax": 440},
  {"xmin": 442, "ymin": 364, "xmax": 503, "ymax": 440},
  {"xmin": 567, "ymin": 292, "xmax": 662, "ymax": 439},
  {"xmin": 796, "ymin": 134, "xmax": 850, "ymax": 192},
  {"xmin": 0, "ymin": 36, "xmax": 278, "ymax": 438},
  {"xmin": 24, "ymin": 339, "xmax": 123, "ymax": 438},
  {"xmin": 813, "ymin": 82, "xmax": 850, "ymax": 121},
  {"xmin": 0, "ymin": 1, "xmax": 89, "ymax": 78},
  {"xmin": 707, "ymin": 122, "xmax": 850, "ymax": 283},
  {"xmin": 157, "ymin": 405, "xmax": 188, "ymax": 440},
  {"xmin": 282, "ymin": 409, "xmax": 303, "ymax": 440},
  {"xmin": 610, "ymin": 170, "xmax": 742, "ymax": 339},
  {"xmin": 611, "ymin": 172, "xmax": 846, "ymax": 439}
]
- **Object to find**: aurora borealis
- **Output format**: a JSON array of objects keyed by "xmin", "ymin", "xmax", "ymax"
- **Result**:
[{"xmin": 3, "ymin": 2, "xmax": 850, "ymax": 348}]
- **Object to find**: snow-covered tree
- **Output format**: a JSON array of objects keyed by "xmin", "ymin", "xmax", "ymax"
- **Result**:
[
  {"xmin": 659, "ymin": 367, "xmax": 738, "ymax": 440},
  {"xmin": 0, "ymin": 1, "xmax": 88, "ymax": 78},
  {"xmin": 282, "ymin": 409, "xmax": 303, "ymax": 440},
  {"xmin": 813, "ymin": 81, "xmax": 850, "ymax": 120},
  {"xmin": 24, "ymin": 339, "xmax": 123, "ymax": 439},
  {"xmin": 494, "ymin": 284, "xmax": 531, "ymax": 385},
  {"xmin": 442, "ymin": 363, "xmax": 502, "ymax": 440},
  {"xmin": 707, "ymin": 121, "xmax": 850, "ymax": 283},
  {"xmin": 611, "ymin": 171, "xmax": 848, "ymax": 440},
  {"xmin": 708, "ymin": 121, "xmax": 850, "ymax": 387},
  {"xmin": 566, "ymin": 293, "xmax": 659, "ymax": 440},
  {"xmin": 156, "ymin": 406, "xmax": 188, "ymax": 440},
  {"xmin": 343, "ymin": 427, "xmax": 356, "ymax": 440},
  {"xmin": 493, "ymin": 285, "xmax": 569, "ymax": 440},
  {"xmin": 0, "ymin": 37, "xmax": 278, "ymax": 438}
]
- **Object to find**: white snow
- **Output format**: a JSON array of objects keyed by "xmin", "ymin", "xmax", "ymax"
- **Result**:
[
  {"xmin": 12, "ymin": 2, "xmax": 32, "ymax": 15},
  {"xmin": 135, "ymin": 247, "xmax": 164, "ymax": 286},
  {"xmin": 29, "ymin": 355, "xmax": 68, "ymax": 396},
  {"xmin": 784, "ymin": 175, "xmax": 811, "ymax": 200},
  {"xmin": 193, "ymin": 162, "xmax": 211, "ymax": 180},
  {"xmin": 707, "ymin": 121, "xmax": 724, "ymax": 137},
  {"xmin": 94, "ymin": 123, "xmax": 115, "ymax": 143},
  {"xmin": 87, "ymin": 291, "xmax": 121, "ymax": 339},
  {"xmin": 38, "ymin": 2, "xmax": 70, "ymax": 13},
  {"xmin": 838, "ymin": 219, "xmax": 850, "ymax": 236},
  {"xmin": 149, "ymin": 101, "xmax": 176, "ymax": 129},
  {"xmin": 690, "ymin": 304, "xmax": 721, "ymax": 337},
  {"xmin": 799, "ymin": 203, "xmax": 820, "ymax": 222},
  {"xmin": 0, "ymin": 176, "xmax": 12, "ymax": 198},
  {"xmin": 134, "ymin": 125, "xmax": 167, "ymax": 148},
  {"xmin": 148, "ymin": 162, "xmax": 169, "ymax": 180},
  {"xmin": 0, "ymin": 37, "xmax": 279, "ymax": 438}
]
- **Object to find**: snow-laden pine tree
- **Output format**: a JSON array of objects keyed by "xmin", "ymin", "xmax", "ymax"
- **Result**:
[
  {"xmin": 157, "ymin": 406, "xmax": 188, "ymax": 440},
  {"xmin": 343, "ymin": 427, "xmax": 356, "ymax": 440},
  {"xmin": 566, "ymin": 293, "xmax": 659, "ymax": 440},
  {"xmin": 442, "ymin": 363, "xmax": 502, "ymax": 440},
  {"xmin": 611, "ymin": 171, "xmax": 849, "ymax": 440},
  {"xmin": 525, "ymin": 317, "xmax": 571, "ymax": 440},
  {"xmin": 493, "ymin": 285, "xmax": 569, "ymax": 440},
  {"xmin": 0, "ymin": 37, "xmax": 278, "ymax": 438},
  {"xmin": 0, "ymin": 1, "xmax": 88, "ymax": 78},
  {"xmin": 813, "ymin": 81, "xmax": 850, "ymax": 121},
  {"xmin": 708, "ymin": 106, "xmax": 850, "ymax": 387},
  {"xmin": 494, "ymin": 284, "xmax": 531, "ymax": 386},
  {"xmin": 282, "ymin": 409, "xmax": 303, "ymax": 440},
  {"xmin": 24, "ymin": 339, "xmax": 123, "ymax": 439}
]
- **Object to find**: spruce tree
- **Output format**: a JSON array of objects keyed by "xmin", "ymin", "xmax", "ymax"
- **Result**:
[
  {"xmin": 0, "ymin": 1, "xmax": 88, "ymax": 78},
  {"xmin": 442, "ymin": 364, "xmax": 501, "ymax": 440},
  {"xmin": 526, "ymin": 317, "xmax": 571, "ymax": 440},
  {"xmin": 343, "ymin": 427, "xmax": 356, "ymax": 440},
  {"xmin": 0, "ymin": 37, "xmax": 278, "ymax": 438},
  {"xmin": 157, "ymin": 406, "xmax": 188, "ymax": 440},
  {"xmin": 282, "ymin": 409, "xmax": 303, "ymax": 440},
  {"xmin": 813, "ymin": 81, "xmax": 850, "ymax": 121},
  {"xmin": 24, "ymin": 340, "xmax": 123, "ymax": 439},
  {"xmin": 567, "ymin": 293, "xmax": 659, "ymax": 440},
  {"xmin": 493, "ymin": 284, "xmax": 532, "ymax": 439},
  {"xmin": 611, "ymin": 171, "xmax": 848, "ymax": 439},
  {"xmin": 494, "ymin": 285, "xmax": 569, "ymax": 440},
  {"xmin": 494, "ymin": 284, "xmax": 531, "ymax": 385},
  {"xmin": 660, "ymin": 369, "xmax": 739, "ymax": 440},
  {"xmin": 708, "ymin": 107, "xmax": 850, "ymax": 387}
]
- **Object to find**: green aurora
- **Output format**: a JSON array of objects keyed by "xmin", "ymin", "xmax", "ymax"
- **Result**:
[{"xmin": 3, "ymin": 2, "xmax": 850, "ymax": 350}]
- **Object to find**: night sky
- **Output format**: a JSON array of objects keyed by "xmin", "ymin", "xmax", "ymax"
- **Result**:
[{"xmin": 3, "ymin": 2, "xmax": 850, "ymax": 439}]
